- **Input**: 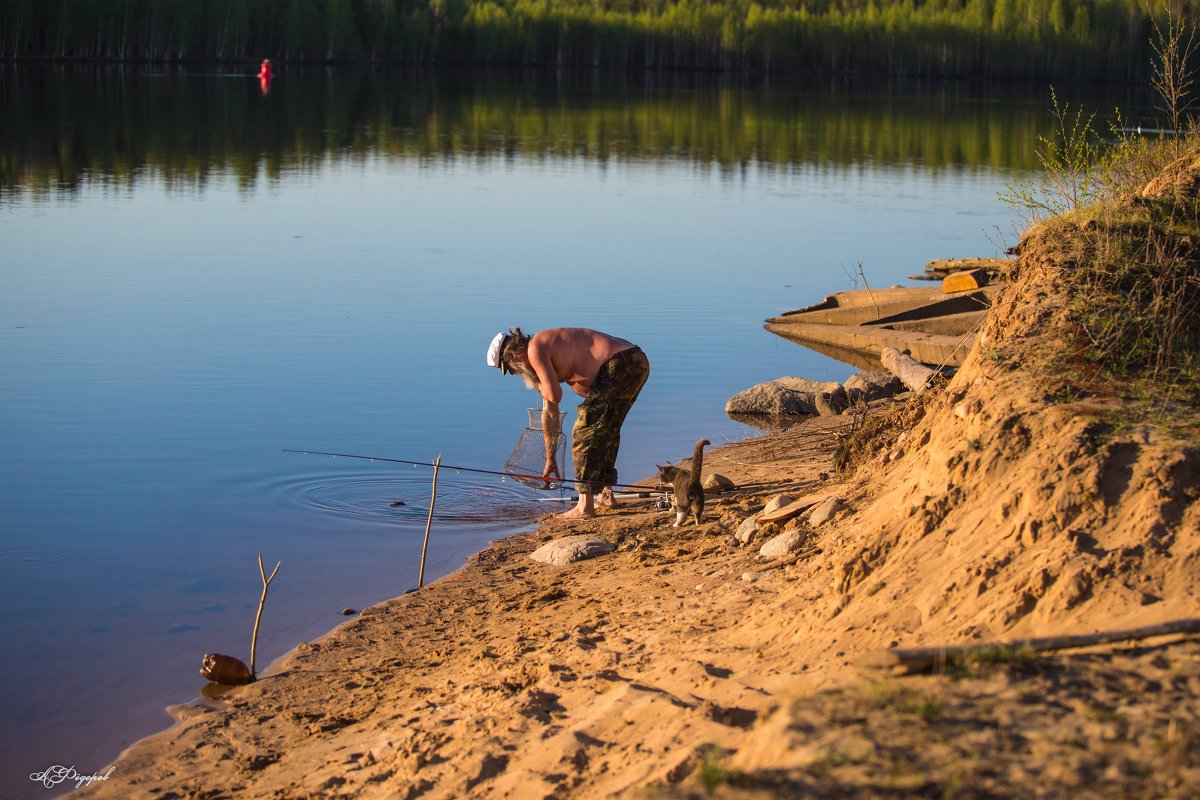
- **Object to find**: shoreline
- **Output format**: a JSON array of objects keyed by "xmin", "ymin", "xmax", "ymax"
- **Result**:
[{"xmin": 75, "ymin": 415, "xmax": 854, "ymax": 798}]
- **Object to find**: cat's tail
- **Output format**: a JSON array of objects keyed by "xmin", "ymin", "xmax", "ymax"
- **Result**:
[{"xmin": 689, "ymin": 438, "xmax": 711, "ymax": 493}]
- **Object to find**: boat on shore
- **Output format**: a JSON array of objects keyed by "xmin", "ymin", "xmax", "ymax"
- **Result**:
[{"xmin": 765, "ymin": 260, "xmax": 1011, "ymax": 370}]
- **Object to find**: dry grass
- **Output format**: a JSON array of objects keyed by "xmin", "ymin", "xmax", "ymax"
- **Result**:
[{"xmin": 831, "ymin": 396, "xmax": 931, "ymax": 475}]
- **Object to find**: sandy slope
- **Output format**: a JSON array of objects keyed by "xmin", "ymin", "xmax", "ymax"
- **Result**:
[{"xmin": 76, "ymin": 251, "xmax": 1199, "ymax": 798}]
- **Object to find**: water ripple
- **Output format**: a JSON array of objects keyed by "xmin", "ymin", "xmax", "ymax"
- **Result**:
[
  {"xmin": 261, "ymin": 470, "xmax": 564, "ymax": 524},
  {"xmin": 0, "ymin": 549, "xmax": 70, "ymax": 570}
]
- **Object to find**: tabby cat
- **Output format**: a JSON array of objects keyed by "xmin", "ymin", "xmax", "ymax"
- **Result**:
[{"xmin": 656, "ymin": 438, "xmax": 711, "ymax": 527}]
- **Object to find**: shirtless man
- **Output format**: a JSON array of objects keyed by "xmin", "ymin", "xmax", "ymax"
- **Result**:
[{"xmin": 486, "ymin": 327, "xmax": 650, "ymax": 519}]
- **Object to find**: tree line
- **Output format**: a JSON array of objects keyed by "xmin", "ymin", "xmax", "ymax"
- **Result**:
[{"xmin": 0, "ymin": 0, "xmax": 1195, "ymax": 81}]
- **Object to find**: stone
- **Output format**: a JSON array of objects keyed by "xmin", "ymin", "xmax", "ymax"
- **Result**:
[
  {"xmin": 759, "ymin": 529, "xmax": 809, "ymax": 559},
  {"xmin": 757, "ymin": 491, "xmax": 838, "ymax": 524},
  {"xmin": 775, "ymin": 377, "xmax": 844, "ymax": 395},
  {"xmin": 807, "ymin": 497, "xmax": 845, "ymax": 527},
  {"xmin": 761, "ymin": 494, "xmax": 796, "ymax": 515},
  {"xmin": 843, "ymin": 371, "xmax": 903, "ymax": 403},
  {"xmin": 814, "ymin": 386, "xmax": 850, "ymax": 416},
  {"xmin": 725, "ymin": 383, "xmax": 815, "ymax": 416},
  {"xmin": 741, "ymin": 572, "xmax": 764, "ymax": 583},
  {"xmin": 953, "ymin": 399, "xmax": 982, "ymax": 420},
  {"xmin": 725, "ymin": 378, "xmax": 842, "ymax": 417},
  {"xmin": 702, "ymin": 473, "xmax": 736, "ymax": 492},
  {"xmin": 341, "ymin": 608, "xmax": 357, "ymax": 616},
  {"xmin": 529, "ymin": 535, "xmax": 616, "ymax": 566},
  {"xmin": 734, "ymin": 516, "xmax": 759, "ymax": 545}
]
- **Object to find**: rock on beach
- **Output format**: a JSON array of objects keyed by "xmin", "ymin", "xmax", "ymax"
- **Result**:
[
  {"xmin": 762, "ymin": 494, "xmax": 797, "ymax": 515},
  {"xmin": 807, "ymin": 497, "xmax": 845, "ymax": 527},
  {"xmin": 727, "ymin": 373, "xmax": 899, "ymax": 419},
  {"xmin": 529, "ymin": 535, "xmax": 616, "ymax": 566},
  {"xmin": 843, "ymin": 371, "xmax": 903, "ymax": 403},
  {"xmin": 725, "ymin": 378, "xmax": 843, "ymax": 416},
  {"xmin": 702, "ymin": 473, "xmax": 736, "ymax": 491},
  {"xmin": 759, "ymin": 529, "xmax": 809, "ymax": 559},
  {"xmin": 735, "ymin": 516, "xmax": 759, "ymax": 545}
]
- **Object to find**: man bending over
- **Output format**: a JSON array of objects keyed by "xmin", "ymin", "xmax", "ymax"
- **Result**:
[{"xmin": 486, "ymin": 327, "xmax": 650, "ymax": 519}]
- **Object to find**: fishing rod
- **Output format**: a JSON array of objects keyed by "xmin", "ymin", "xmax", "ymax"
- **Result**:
[{"xmin": 282, "ymin": 449, "xmax": 663, "ymax": 492}]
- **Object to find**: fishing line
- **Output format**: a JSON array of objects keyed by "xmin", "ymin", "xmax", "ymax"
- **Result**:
[
  {"xmin": 283, "ymin": 450, "xmax": 796, "ymax": 495},
  {"xmin": 283, "ymin": 449, "xmax": 662, "ymax": 492}
]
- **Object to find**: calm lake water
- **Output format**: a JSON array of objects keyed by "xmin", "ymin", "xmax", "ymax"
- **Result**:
[{"xmin": 0, "ymin": 65, "xmax": 1154, "ymax": 794}]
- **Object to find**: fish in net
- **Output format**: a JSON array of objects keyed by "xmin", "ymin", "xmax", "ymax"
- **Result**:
[{"xmin": 504, "ymin": 408, "xmax": 570, "ymax": 489}]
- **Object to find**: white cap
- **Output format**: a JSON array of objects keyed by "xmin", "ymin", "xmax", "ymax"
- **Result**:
[{"xmin": 486, "ymin": 332, "xmax": 509, "ymax": 372}]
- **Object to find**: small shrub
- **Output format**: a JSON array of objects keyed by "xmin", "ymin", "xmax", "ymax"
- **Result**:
[
  {"xmin": 695, "ymin": 744, "xmax": 737, "ymax": 791},
  {"xmin": 1000, "ymin": 87, "xmax": 1102, "ymax": 223},
  {"xmin": 955, "ymin": 643, "xmax": 1038, "ymax": 672},
  {"xmin": 899, "ymin": 696, "xmax": 945, "ymax": 722},
  {"xmin": 833, "ymin": 398, "xmax": 930, "ymax": 475}
]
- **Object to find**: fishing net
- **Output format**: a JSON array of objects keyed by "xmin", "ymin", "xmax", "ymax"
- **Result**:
[{"xmin": 504, "ymin": 408, "xmax": 569, "ymax": 489}]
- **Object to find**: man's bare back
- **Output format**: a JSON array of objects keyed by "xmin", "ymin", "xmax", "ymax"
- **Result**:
[{"xmin": 526, "ymin": 328, "xmax": 635, "ymax": 402}]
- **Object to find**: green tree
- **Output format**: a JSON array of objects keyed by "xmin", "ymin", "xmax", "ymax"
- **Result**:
[
  {"xmin": 1049, "ymin": 0, "xmax": 1068, "ymax": 35},
  {"xmin": 992, "ymin": 0, "xmax": 1014, "ymax": 33}
]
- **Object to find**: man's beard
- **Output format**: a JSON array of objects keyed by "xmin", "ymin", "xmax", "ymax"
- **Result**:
[{"xmin": 511, "ymin": 362, "xmax": 541, "ymax": 391}]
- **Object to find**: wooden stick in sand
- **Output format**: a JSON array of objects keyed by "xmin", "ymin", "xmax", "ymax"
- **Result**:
[
  {"xmin": 418, "ymin": 455, "xmax": 441, "ymax": 589},
  {"xmin": 249, "ymin": 553, "xmax": 282, "ymax": 678},
  {"xmin": 856, "ymin": 617, "xmax": 1200, "ymax": 675}
]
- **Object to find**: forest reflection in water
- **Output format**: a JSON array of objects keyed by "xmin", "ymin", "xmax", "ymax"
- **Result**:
[{"xmin": 1, "ymin": 65, "xmax": 1156, "ymax": 200}]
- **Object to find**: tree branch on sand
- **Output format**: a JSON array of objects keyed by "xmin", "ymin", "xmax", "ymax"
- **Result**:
[
  {"xmin": 250, "ymin": 553, "xmax": 282, "ymax": 678},
  {"xmin": 856, "ymin": 618, "xmax": 1200, "ymax": 675}
]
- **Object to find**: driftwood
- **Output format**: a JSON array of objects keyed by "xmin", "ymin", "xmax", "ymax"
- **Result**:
[
  {"xmin": 249, "ymin": 553, "xmax": 281, "ymax": 678},
  {"xmin": 757, "ymin": 547, "xmax": 815, "ymax": 573},
  {"xmin": 880, "ymin": 346, "xmax": 937, "ymax": 394},
  {"xmin": 856, "ymin": 617, "xmax": 1200, "ymax": 675},
  {"xmin": 920, "ymin": 257, "xmax": 1013, "ymax": 279},
  {"xmin": 417, "ymin": 455, "xmax": 441, "ymax": 589}
]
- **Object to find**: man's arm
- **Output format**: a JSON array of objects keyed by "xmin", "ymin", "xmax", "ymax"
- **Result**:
[
  {"xmin": 527, "ymin": 340, "xmax": 564, "ymax": 483},
  {"xmin": 540, "ymin": 397, "xmax": 561, "ymax": 483},
  {"xmin": 526, "ymin": 339, "xmax": 562, "ymax": 406}
]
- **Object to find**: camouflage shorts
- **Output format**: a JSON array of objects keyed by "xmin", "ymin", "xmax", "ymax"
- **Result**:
[{"xmin": 573, "ymin": 347, "xmax": 650, "ymax": 493}]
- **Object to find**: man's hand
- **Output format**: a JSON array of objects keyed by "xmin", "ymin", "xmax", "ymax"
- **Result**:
[
  {"xmin": 541, "ymin": 398, "xmax": 562, "ymax": 489},
  {"xmin": 543, "ymin": 457, "xmax": 561, "ymax": 489}
]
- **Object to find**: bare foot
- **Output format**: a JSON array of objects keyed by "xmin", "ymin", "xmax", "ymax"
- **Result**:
[
  {"xmin": 595, "ymin": 488, "xmax": 619, "ymax": 509},
  {"xmin": 557, "ymin": 506, "xmax": 596, "ymax": 520}
]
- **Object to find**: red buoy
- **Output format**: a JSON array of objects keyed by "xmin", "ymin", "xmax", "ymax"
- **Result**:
[{"xmin": 257, "ymin": 59, "xmax": 272, "ymax": 95}]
